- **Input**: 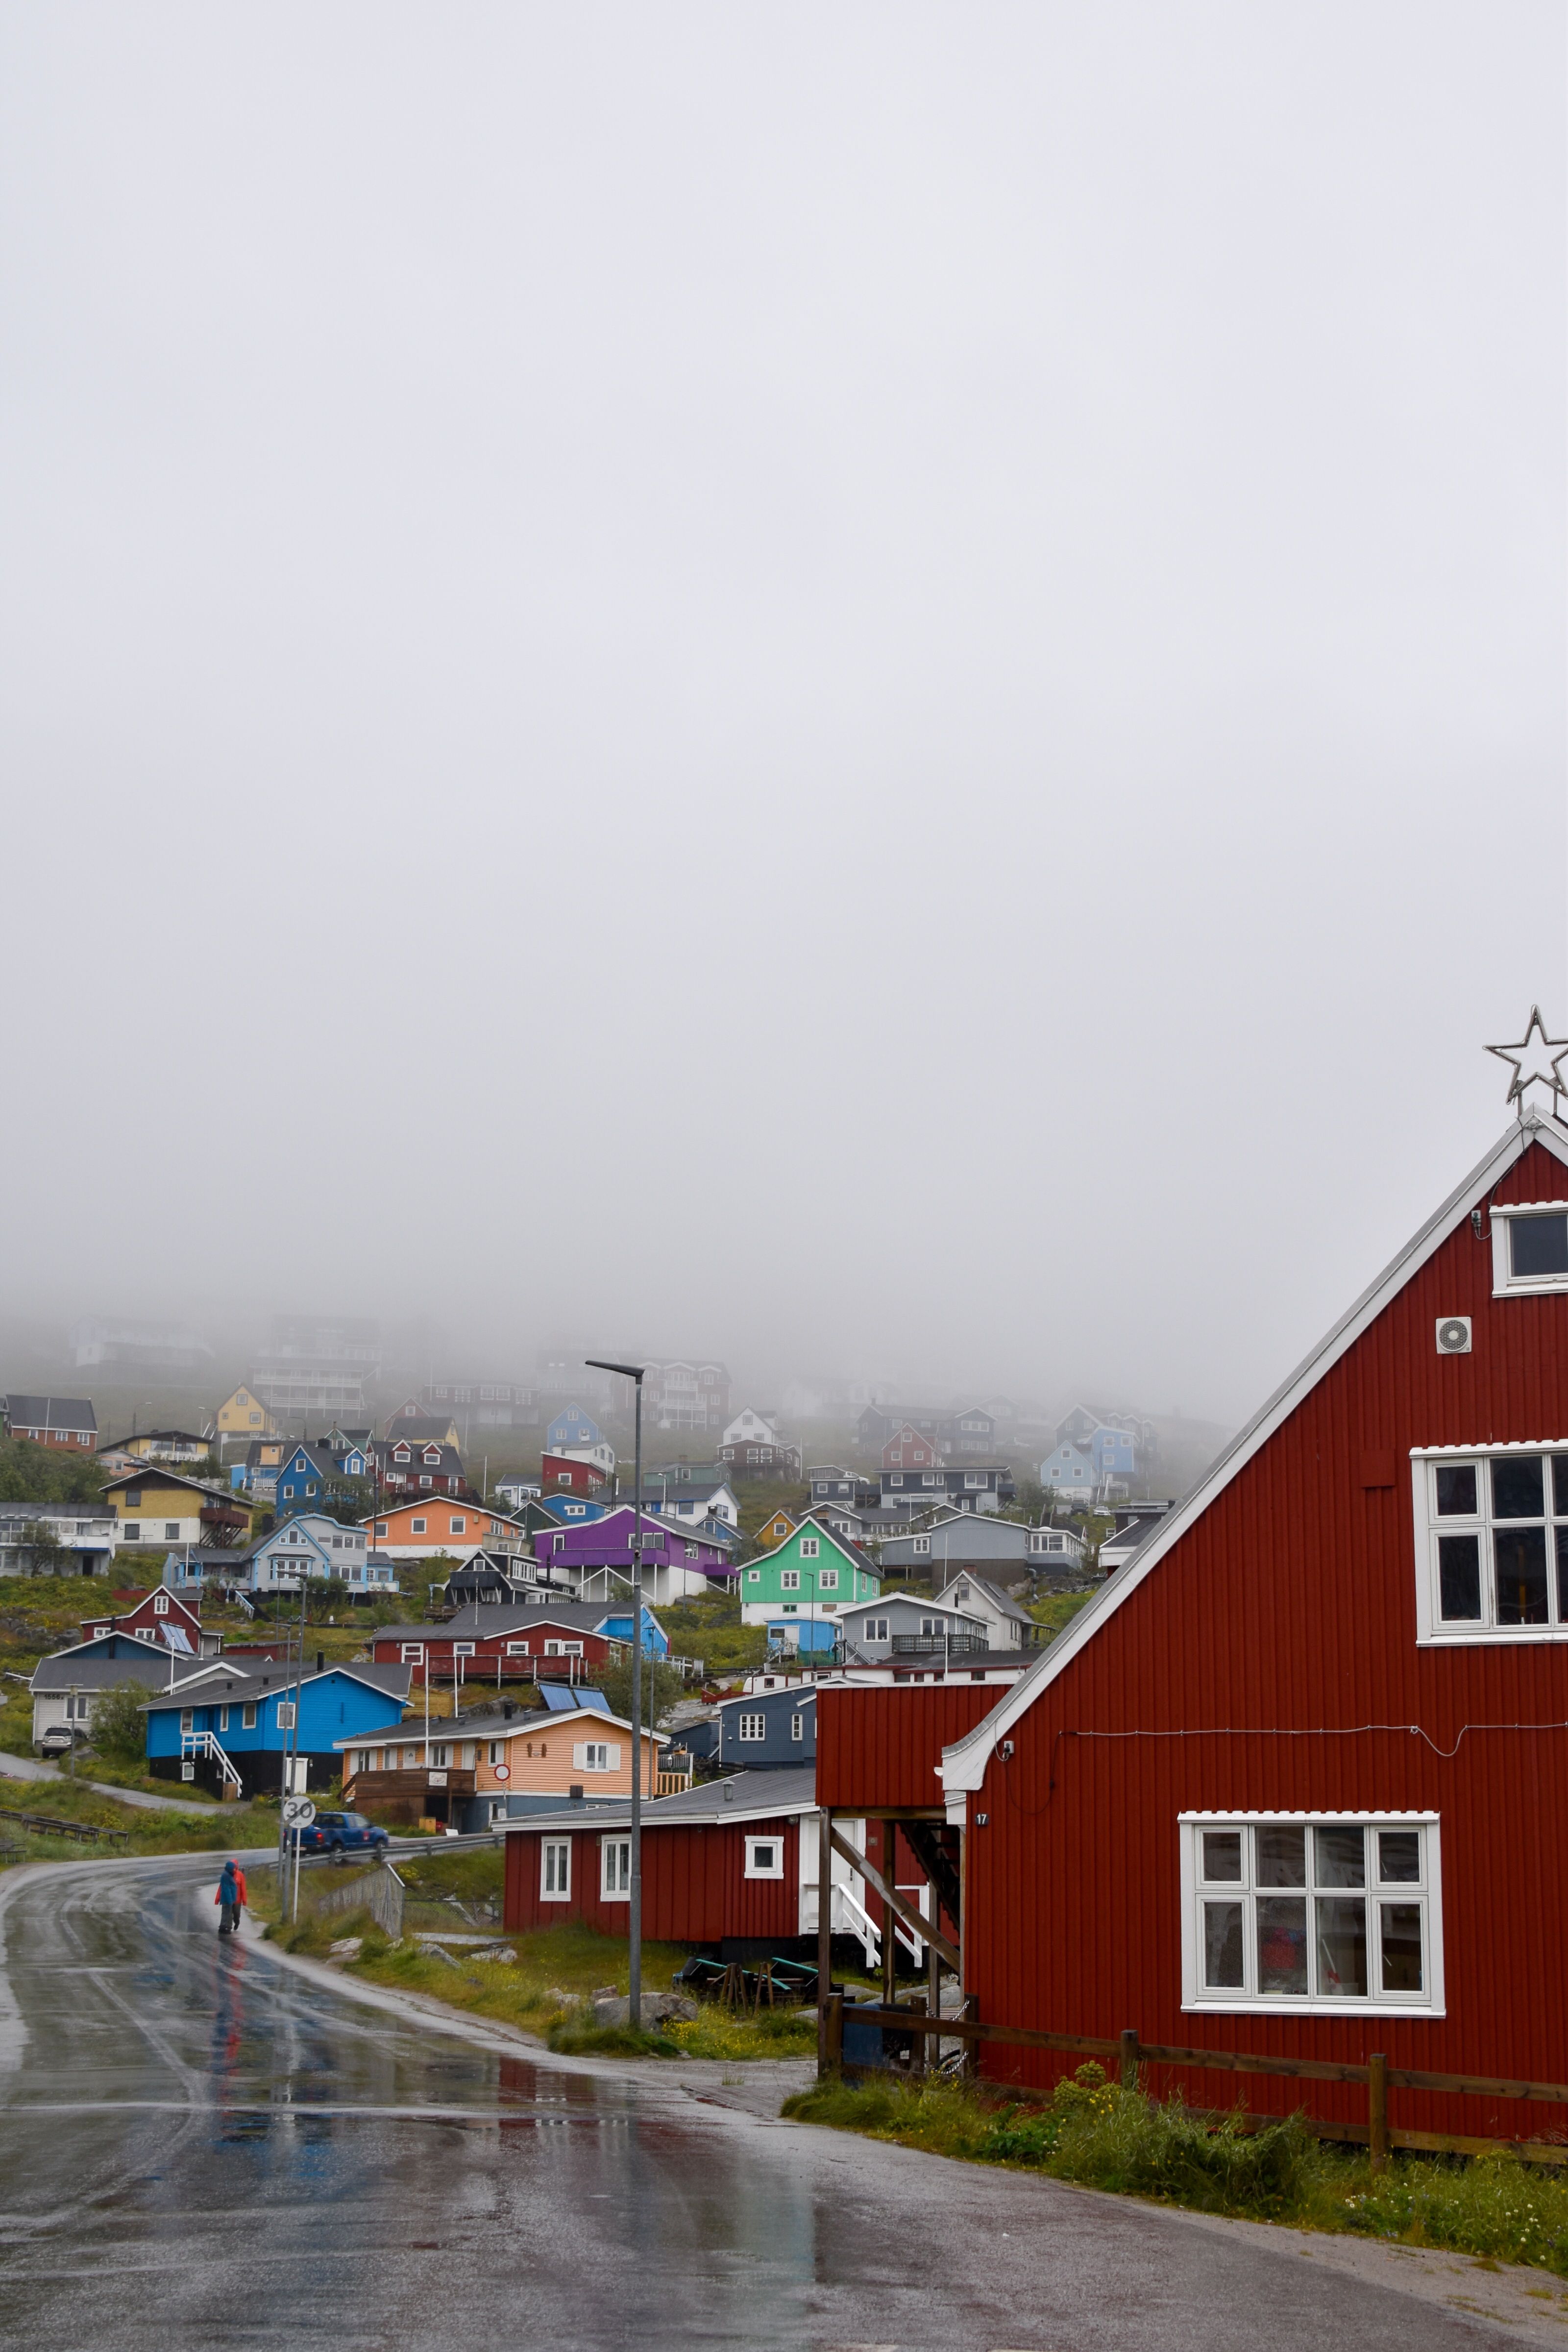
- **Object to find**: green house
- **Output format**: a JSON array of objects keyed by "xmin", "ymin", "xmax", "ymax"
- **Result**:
[{"xmin": 739, "ymin": 1520, "xmax": 881, "ymax": 1653}]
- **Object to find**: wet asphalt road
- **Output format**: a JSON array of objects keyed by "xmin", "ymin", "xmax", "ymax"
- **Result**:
[{"xmin": 0, "ymin": 1854, "xmax": 1524, "ymax": 2351}]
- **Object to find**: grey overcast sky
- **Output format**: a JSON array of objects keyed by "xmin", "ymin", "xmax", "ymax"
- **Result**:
[{"xmin": 0, "ymin": 3, "xmax": 1563, "ymax": 1422}]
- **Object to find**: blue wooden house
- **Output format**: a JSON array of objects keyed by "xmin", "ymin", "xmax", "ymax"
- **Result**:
[
  {"xmin": 142, "ymin": 1660, "xmax": 411, "ymax": 1798},
  {"xmin": 275, "ymin": 1442, "xmax": 351, "ymax": 1518},
  {"xmin": 546, "ymin": 1404, "xmax": 603, "ymax": 1452},
  {"xmin": 668, "ymin": 1682, "xmax": 816, "ymax": 1771}
]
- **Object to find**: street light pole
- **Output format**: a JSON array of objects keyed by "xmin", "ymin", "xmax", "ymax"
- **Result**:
[{"xmin": 587, "ymin": 1358, "xmax": 645, "ymax": 2027}]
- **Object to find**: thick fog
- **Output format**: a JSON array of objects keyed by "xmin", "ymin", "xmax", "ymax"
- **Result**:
[{"xmin": 1, "ymin": 4, "xmax": 1562, "ymax": 1426}]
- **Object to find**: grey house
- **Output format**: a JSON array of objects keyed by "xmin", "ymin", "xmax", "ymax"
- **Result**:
[
  {"xmin": 834, "ymin": 1592, "xmax": 988, "ymax": 1662},
  {"xmin": 30, "ymin": 1647, "xmax": 191, "ymax": 1744}
]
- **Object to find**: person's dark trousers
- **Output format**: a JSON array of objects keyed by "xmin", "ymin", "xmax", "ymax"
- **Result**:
[{"xmin": 219, "ymin": 1903, "xmax": 239, "ymax": 1933}]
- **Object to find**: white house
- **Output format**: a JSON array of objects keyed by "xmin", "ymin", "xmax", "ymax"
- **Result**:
[{"xmin": 722, "ymin": 1408, "xmax": 781, "ymax": 1450}]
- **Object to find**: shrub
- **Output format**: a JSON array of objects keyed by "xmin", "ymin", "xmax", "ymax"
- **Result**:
[{"xmin": 89, "ymin": 1679, "xmax": 156, "ymax": 1766}]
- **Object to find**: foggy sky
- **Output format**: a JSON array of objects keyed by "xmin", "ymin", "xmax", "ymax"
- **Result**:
[{"xmin": 1, "ymin": 4, "xmax": 1563, "ymax": 1425}]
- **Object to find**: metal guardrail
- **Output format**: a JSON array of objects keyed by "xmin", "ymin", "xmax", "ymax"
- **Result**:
[{"xmin": 0, "ymin": 1803, "xmax": 128, "ymax": 1848}]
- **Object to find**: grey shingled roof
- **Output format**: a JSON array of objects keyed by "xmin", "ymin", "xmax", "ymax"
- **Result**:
[{"xmin": 4, "ymin": 1395, "xmax": 98, "ymax": 1435}]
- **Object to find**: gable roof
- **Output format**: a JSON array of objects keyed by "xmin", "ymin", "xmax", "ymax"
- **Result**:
[
  {"xmin": 933, "ymin": 1571, "xmax": 1032, "ymax": 1626},
  {"xmin": 142, "ymin": 1659, "xmax": 412, "ymax": 1711},
  {"xmin": 100, "ymin": 1466, "xmax": 238, "ymax": 1502},
  {"xmin": 752, "ymin": 1518, "xmax": 873, "ymax": 1575},
  {"xmin": 940, "ymin": 1111, "xmax": 1568, "ymax": 1795}
]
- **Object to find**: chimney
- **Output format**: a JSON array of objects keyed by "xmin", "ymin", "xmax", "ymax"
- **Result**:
[{"xmin": 316, "ymin": 1650, "xmax": 324, "ymax": 1674}]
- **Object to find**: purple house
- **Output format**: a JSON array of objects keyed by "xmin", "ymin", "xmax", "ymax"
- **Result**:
[{"xmin": 533, "ymin": 1504, "xmax": 736, "ymax": 1603}]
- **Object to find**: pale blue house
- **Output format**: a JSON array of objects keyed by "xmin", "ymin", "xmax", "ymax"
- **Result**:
[{"xmin": 1040, "ymin": 1441, "xmax": 1096, "ymax": 1500}]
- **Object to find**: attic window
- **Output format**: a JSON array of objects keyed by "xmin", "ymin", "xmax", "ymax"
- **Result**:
[{"xmin": 1493, "ymin": 1204, "xmax": 1568, "ymax": 1295}]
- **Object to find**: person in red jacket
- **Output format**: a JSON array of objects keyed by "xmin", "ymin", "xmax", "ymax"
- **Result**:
[{"xmin": 215, "ymin": 1858, "xmax": 247, "ymax": 1935}]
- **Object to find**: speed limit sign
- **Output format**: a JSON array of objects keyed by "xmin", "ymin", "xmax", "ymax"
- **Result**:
[{"xmin": 282, "ymin": 1796, "xmax": 316, "ymax": 1829}]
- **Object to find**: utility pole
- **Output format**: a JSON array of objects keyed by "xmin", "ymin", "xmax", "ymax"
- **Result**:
[{"xmin": 587, "ymin": 1358, "xmax": 645, "ymax": 2026}]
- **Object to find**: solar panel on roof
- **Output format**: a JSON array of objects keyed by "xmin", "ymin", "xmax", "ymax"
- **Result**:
[{"xmin": 538, "ymin": 1682, "xmax": 583, "ymax": 1711}]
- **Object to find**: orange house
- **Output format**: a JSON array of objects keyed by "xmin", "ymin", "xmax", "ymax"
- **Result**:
[
  {"xmin": 362, "ymin": 1496, "xmax": 527, "ymax": 1562},
  {"xmin": 336, "ymin": 1700, "xmax": 673, "ymax": 1828}
]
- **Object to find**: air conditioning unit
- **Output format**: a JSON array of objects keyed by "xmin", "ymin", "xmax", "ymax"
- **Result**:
[{"xmin": 1436, "ymin": 1317, "xmax": 1472, "ymax": 1356}]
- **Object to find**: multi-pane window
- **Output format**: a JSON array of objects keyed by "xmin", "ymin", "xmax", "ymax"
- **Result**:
[
  {"xmin": 781, "ymin": 1570, "xmax": 801, "ymax": 1591},
  {"xmin": 600, "ymin": 1838, "xmax": 631, "ymax": 1899},
  {"xmin": 737, "ymin": 1713, "xmax": 766, "ymax": 1740},
  {"xmin": 1182, "ymin": 1816, "xmax": 1440, "ymax": 2012},
  {"xmin": 800, "ymin": 1538, "xmax": 819, "ymax": 1559},
  {"xmin": 541, "ymin": 1839, "xmax": 571, "ymax": 1900},
  {"xmin": 817, "ymin": 1569, "xmax": 838, "ymax": 1591},
  {"xmin": 791, "ymin": 1711, "xmax": 806, "ymax": 1740},
  {"xmin": 1414, "ymin": 1447, "xmax": 1568, "ymax": 1642}
]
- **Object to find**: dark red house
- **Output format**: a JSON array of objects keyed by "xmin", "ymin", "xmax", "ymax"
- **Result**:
[
  {"xmin": 369, "ymin": 1602, "xmax": 629, "ymax": 1688},
  {"xmin": 540, "ymin": 1450, "xmax": 610, "ymax": 1498},
  {"xmin": 937, "ymin": 1103, "xmax": 1568, "ymax": 2143},
  {"xmin": 503, "ymin": 1766, "xmax": 819, "ymax": 1955}
]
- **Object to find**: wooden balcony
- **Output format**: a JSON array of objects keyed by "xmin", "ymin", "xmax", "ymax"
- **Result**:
[{"xmin": 346, "ymin": 1765, "xmax": 476, "ymax": 1827}]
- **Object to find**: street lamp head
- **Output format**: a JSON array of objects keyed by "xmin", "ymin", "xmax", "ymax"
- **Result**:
[{"xmin": 585, "ymin": 1357, "xmax": 645, "ymax": 1383}]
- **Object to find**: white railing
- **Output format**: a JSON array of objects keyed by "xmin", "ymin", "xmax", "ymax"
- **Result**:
[{"xmin": 181, "ymin": 1728, "xmax": 242, "ymax": 1794}]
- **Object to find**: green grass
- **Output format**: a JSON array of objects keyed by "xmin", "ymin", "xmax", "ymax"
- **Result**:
[
  {"xmin": 0, "ymin": 1772, "xmax": 277, "ymax": 1866},
  {"xmin": 782, "ymin": 2062, "xmax": 1568, "ymax": 2276},
  {"xmin": 253, "ymin": 1887, "xmax": 815, "ymax": 2061}
]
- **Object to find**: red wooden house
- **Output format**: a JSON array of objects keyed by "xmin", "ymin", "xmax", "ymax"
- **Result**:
[
  {"xmin": 503, "ymin": 1767, "xmax": 821, "ymax": 1955},
  {"xmin": 935, "ymin": 1104, "xmax": 1568, "ymax": 2143},
  {"xmin": 540, "ymin": 1450, "xmax": 610, "ymax": 1498},
  {"xmin": 369, "ymin": 1602, "xmax": 629, "ymax": 1688},
  {"xmin": 80, "ymin": 1584, "xmax": 222, "ymax": 1659},
  {"xmin": 881, "ymin": 1423, "xmax": 941, "ymax": 1472}
]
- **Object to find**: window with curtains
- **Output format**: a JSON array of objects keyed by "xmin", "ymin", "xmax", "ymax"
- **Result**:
[
  {"xmin": 600, "ymin": 1838, "xmax": 631, "ymax": 1900},
  {"xmin": 541, "ymin": 1840, "xmax": 571, "ymax": 1899},
  {"xmin": 1181, "ymin": 1815, "xmax": 1441, "ymax": 2013}
]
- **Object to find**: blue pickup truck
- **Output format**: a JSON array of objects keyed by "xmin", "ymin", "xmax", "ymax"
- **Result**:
[{"xmin": 294, "ymin": 1810, "xmax": 390, "ymax": 1860}]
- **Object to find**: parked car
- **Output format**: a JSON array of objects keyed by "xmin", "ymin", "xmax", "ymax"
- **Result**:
[
  {"xmin": 294, "ymin": 1809, "xmax": 390, "ymax": 1860},
  {"xmin": 38, "ymin": 1725, "xmax": 85, "ymax": 1757}
]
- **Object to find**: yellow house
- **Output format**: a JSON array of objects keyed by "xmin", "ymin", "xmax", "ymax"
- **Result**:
[
  {"xmin": 101, "ymin": 1468, "xmax": 257, "ymax": 1550},
  {"xmin": 218, "ymin": 1385, "xmax": 276, "ymax": 1438}
]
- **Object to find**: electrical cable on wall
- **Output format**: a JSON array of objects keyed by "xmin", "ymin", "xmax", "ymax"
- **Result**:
[{"xmin": 998, "ymin": 1717, "xmax": 1568, "ymax": 1818}]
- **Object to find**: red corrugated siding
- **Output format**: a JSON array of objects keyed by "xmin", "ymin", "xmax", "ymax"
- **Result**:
[
  {"xmin": 504, "ymin": 1814, "xmax": 800, "ymax": 1942},
  {"xmin": 817, "ymin": 1685, "xmax": 1001, "ymax": 1810},
  {"xmin": 969, "ymin": 1139, "xmax": 1568, "ymax": 2139}
]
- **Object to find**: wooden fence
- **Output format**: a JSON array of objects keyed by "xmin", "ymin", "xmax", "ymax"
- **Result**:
[{"xmin": 821, "ymin": 1998, "xmax": 1568, "ymax": 2170}]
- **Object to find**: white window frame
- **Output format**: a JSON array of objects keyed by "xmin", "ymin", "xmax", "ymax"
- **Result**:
[
  {"xmin": 401, "ymin": 1643, "xmax": 425, "ymax": 1663},
  {"xmin": 817, "ymin": 1568, "xmax": 838, "ymax": 1591},
  {"xmin": 1491, "ymin": 1202, "xmax": 1568, "ymax": 1297},
  {"xmin": 744, "ymin": 1834, "xmax": 784, "ymax": 1879},
  {"xmin": 242, "ymin": 1703, "xmax": 257, "ymax": 1729},
  {"xmin": 864, "ymin": 1617, "xmax": 889, "ymax": 1642},
  {"xmin": 600, "ymin": 1836, "xmax": 631, "ymax": 1901},
  {"xmin": 1178, "ymin": 1812, "xmax": 1443, "ymax": 2016},
  {"xmin": 580, "ymin": 1741, "xmax": 612, "ymax": 1771},
  {"xmin": 912, "ymin": 1537, "xmax": 930, "ymax": 1556},
  {"xmin": 1411, "ymin": 1444, "xmax": 1568, "ymax": 1645},
  {"xmin": 790, "ymin": 1710, "xmax": 806, "ymax": 1741},
  {"xmin": 736, "ymin": 1713, "xmax": 766, "ymax": 1741},
  {"xmin": 541, "ymin": 1839, "xmax": 571, "ymax": 1900},
  {"xmin": 781, "ymin": 1569, "xmax": 801, "ymax": 1591},
  {"xmin": 747, "ymin": 1569, "xmax": 760, "ymax": 1582},
  {"xmin": 410, "ymin": 1517, "xmax": 427, "ymax": 1535},
  {"xmin": 799, "ymin": 1537, "xmax": 819, "ymax": 1560}
]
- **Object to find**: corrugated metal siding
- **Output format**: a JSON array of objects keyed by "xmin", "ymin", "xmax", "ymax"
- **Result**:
[
  {"xmin": 817, "ymin": 1685, "xmax": 999, "ymax": 1810},
  {"xmin": 504, "ymin": 1815, "xmax": 800, "ymax": 1943},
  {"xmin": 970, "ymin": 1139, "xmax": 1568, "ymax": 2139}
]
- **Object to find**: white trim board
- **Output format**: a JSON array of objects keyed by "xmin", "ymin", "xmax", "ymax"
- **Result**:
[{"xmin": 938, "ymin": 1113, "xmax": 1568, "ymax": 1804}]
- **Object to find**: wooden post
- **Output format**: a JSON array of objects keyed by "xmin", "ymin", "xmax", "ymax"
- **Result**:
[
  {"xmin": 1369, "ymin": 2052, "xmax": 1389, "ymax": 2174},
  {"xmin": 816, "ymin": 1807, "xmax": 833, "ymax": 2072},
  {"xmin": 1120, "ymin": 2028, "xmax": 1140, "ymax": 2091},
  {"xmin": 823, "ymin": 1989, "xmax": 844, "ymax": 2081},
  {"xmin": 881, "ymin": 1829, "xmax": 898, "ymax": 2009}
]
